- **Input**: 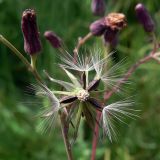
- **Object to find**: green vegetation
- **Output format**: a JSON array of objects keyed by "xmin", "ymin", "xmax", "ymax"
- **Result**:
[{"xmin": 0, "ymin": 0, "xmax": 160, "ymax": 159}]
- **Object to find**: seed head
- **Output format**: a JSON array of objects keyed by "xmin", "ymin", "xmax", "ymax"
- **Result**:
[
  {"xmin": 21, "ymin": 9, "xmax": 42, "ymax": 55},
  {"xmin": 91, "ymin": 0, "xmax": 106, "ymax": 17},
  {"xmin": 44, "ymin": 31, "xmax": 62, "ymax": 48},
  {"xmin": 135, "ymin": 3, "xmax": 154, "ymax": 32}
]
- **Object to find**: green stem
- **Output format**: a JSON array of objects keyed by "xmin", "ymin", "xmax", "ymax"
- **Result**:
[
  {"xmin": 0, "ymin": 35, "xmax": 44, "ymax": 85},
  {"xmin": 85, "ymin": 71, "xmax": 89, "ymax": 88},
  {"xmin": 0, "ymin": 35, "xmax": 31, "ymax": 70},
  {"xmin": 60, "ymin": 109, "xmax": 73, "ymax": 160},
  {"xmin": 0, "ymin": 34, "xmax": 74, "ymax": 160}
]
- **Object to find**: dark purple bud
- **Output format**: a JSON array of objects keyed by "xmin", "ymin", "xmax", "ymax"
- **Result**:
[
  {"xmin": 87, "ymin": 98, "xmax": 102, "ymax": 111},
  {"xmin": 60, "ymin": 96, "xmax": 77, "ymax": 104},
  {"xmin": 135, "ymin": 3, "xmax": 154, "ymax": 32},
  {"xmin": 87, "ymin": 79, "xmax": 100, "ymax": 91},
  {"xmin": 44, "ymin": 31, "xmax": 62, "ymax": 48},
  {"xmin": 21, "ymin": 9, "xmax": 42, "ymax": 55},
  {"xmin": 90, "ymin": 18, "xmax": 106, "ymax": 36},
  {"xmin": 104, "ymin": 28, "xmax": 118, "ymax": 45},
  {"xmin": 91, "ymin": 0, "xmax": 106, "ymax": 17}
]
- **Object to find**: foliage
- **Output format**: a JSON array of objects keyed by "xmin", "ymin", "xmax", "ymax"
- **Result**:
[{"xmin": 0, "ymin": 0, "xmax": 160, "ymax": 159}]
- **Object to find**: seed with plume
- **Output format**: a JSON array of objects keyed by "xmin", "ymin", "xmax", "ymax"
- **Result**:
[
  {"xmin": 89, "ymin": 18, "xmax": 106, "ymax": 36},
  {"xmin": 21, "ymin": 9, "xmax": 42, "ymax": 55},
  {"xmin": 44, "ymin": 31, "xmax": 62, "ymax": 48},
  {"xmin": 135, "ymin": 3, "xmax": 154, "ymax": 32},
  {"xmin": 91, "ymin": 0, "xmax": 106, "ymax": 17}
]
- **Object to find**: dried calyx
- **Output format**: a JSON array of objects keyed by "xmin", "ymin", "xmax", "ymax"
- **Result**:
[{"xmin": 90, "ymin": 12, "xmax": 127, "ymax": 37}]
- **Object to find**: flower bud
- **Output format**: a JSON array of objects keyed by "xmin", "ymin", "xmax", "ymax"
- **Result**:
[
  {"xmin": 44, "ymin": 31, "xmax": 62, "ymax": 48},
  {"xmin": 105, "ymin": 13, "xmax": 127, "ymax": 31},
  {"xmin": 91, "ymin": 0, "xmax": 106, "ymax": 17},
  {"xmin": 103, "ymin": 28, "xmax": 118, "ymax": 45},
  {"xmin": 21, "ymin": 9, "xmax": 42, "ymax": 55},
  {"xmin": 89, "ymin": 18, "xmax": 106, "ymax": 36},
  {"xmin": 135, "ymin": 3, "xmax": 154, "ymax": 32}
]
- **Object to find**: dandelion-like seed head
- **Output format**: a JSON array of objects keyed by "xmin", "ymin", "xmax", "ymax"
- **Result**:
[{"xmin": 35, "ymin": 49, "xmax": 138, "ymax": 142}]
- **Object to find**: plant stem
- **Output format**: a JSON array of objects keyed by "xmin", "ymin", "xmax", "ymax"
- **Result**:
[
  {"xmin": 91, "ymin": 111, "xmax": 101, "ymax": 160},
  {"xmin": 91, "ymin": 45, "xmax": 160, "ymax": 160},
  {"xmin": 104, "ymin": 54, "xmax": 154, "ymax": 101},
  {"xmin": 0, "ymin": 35, "xmax": 32, "ymax": 70},
  {"xmin": 60, "ymin": 110, "xmax": 73, "ymax": 160},
  {"xmin": 73, "ymin": 32, "xmax": 92, "ymax": 63},
  {"xmin": 0, "ymin": 35, "xmax": 44, "ymax": 85}
]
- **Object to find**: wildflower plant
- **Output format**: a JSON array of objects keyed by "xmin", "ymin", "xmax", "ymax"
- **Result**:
[{"xmin": 0, "ymin": 2, "xmax": 160, "ymax": 160}]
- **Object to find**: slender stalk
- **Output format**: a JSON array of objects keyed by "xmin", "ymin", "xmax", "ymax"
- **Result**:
[
  {"xmin": 0, "ymin": 35, "xmax": 31, "ymax": 70},
  {"xmin": 73, "ymin": 32, "xmax": 93, "ymax": 63},
  {"xmin": 0, "ymin": 35, "xmax": 73, "ymax": 159},
  {"xmin": 60, "ymin": 110, "xmax": 73, "ymax": 160},
  {"xmin": 91, "ymin": 44, "xmax": 160, "ymax": 160},
  {"xmin": 91, "ymin": 111, "xmax": 101, "ymax": 160},
  {"xmin": 104, "ymin": 54, "xmax": 153, "ymax": 101},
  {"xmin": 0, "ymin": 35, "xmax": 44, "ymax": 85}
]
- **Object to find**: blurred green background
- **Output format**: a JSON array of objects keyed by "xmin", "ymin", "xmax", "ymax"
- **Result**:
[{"xmin": 0, "ymin": 0, "xmax": 160, "ymax": 159}]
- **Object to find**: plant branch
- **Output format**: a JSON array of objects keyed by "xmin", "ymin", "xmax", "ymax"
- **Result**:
[
  {"xmin": 91, "ymin": 111, "xmax": 101, "ymax": 160},
  {"xmin": 73, "ymin": 32, "xmax": 93, "ymax": 62},
  {"xmin": 103, "ymin": 53, "xmax": 158, "ymax": 101},
  {"xmin": 60, "ymin": 110, "xmax": 73, "ymax": 160},
  {"xmin": 91, "ymin": 43, "xmax": 160, "ymax": 160},
  {"xmin": 0, "ymin": 35, "xmax": 74, "ymax": 159},
  {"xmin": 0, "ymin": 35, "xmax": 44, "ymax": 85}
]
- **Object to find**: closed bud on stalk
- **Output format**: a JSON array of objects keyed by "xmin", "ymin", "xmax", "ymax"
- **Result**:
[
  {"xmin": 90, "ymin": 18, "xmax": 106, "ymax": 36},
  {"xmin": 104, "ymin": 28, "xmax": 118, "ymax": 45},
  {"xmin": 105, "ymin": 13, "xmax": 127, "ymax": 31},
  {"xmin": 44, "ymin": 31, "xmax": 62, "ymax": 48},
  {"xmin": 91, "ymin": 0, "xmax": 106, "ymax": 17},
  {"xmin": 135, "ymin": 3, "xmax": 154, "ymax": 32},
  {"xmin": 21, "ymin": 9, "xmax": 42, "ymax": 55}
]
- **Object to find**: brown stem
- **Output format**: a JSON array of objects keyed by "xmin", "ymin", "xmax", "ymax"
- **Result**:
[
  {"xmin": 104, "ymin": 54, "xmax": 153, "ymax": 101},
  {"xmin": 73, "ymin": 32, "xmax": 93, "ymax": 63},
  {"xmin": 60, "ymin": 110, "xmax": 73, "ymax": 160},
  {"xmin": 91, "ymin": 45, "xmax": 159, "ymax": 160},
  {"xmin": 91, "ymin": 111, "xmax": 101, "ymax": 160},
  {"xmin": 0, "ymin": 35, "xmax": 73, "ymax": 159}
]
